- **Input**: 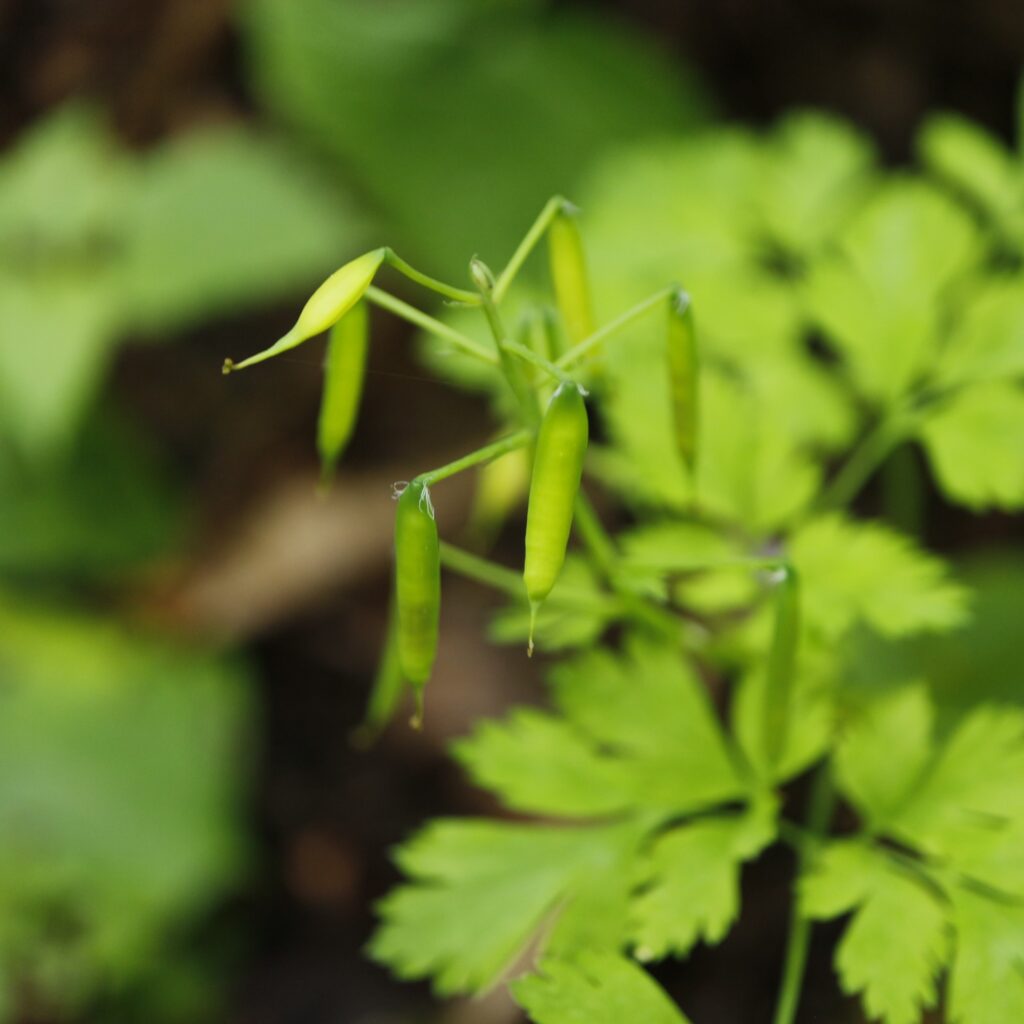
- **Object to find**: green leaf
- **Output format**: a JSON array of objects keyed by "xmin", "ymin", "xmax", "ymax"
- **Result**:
[
  {"xmin": 0, "ymin": 595, "xmax": 251, "ymax": 1012},
  {"xmin": 120, "ymin": 130, "xmax": 361, "ymax": 333},
  {"xmin": 629, "ymin": 800, "xmax": 776, "ymax": 960},
  {"xmin": 919, "ymin": 381, "xmax": 1024, "ymax": 510},
  {"xmin": 803, "ymin": 842, "xmax": 949, "ymax": 1024},
  {"xmin": 936, "ymin": 277, "xmax": 1024, "ymax": 387},
  {"xmin": 834, "ymin": 684, "xmax": 935, "ymax": 828},
  {"xmin": 918, "ymin": 114, "xmax": 1024, "ymax": 237},
  {"xmin": 453, "ymin": 709, "xmax": 635, "ymax": 817},
  {"xmin": 757, "ymin": 111, "xmax": 876, "ymax": 257},
  {"xmin": 550, "ymin": 637, "xmax": 747, "ymax": 812},
  {"xmin": 368, "ymin": 819, "xmax": 641, "ymax": 996},
  {"xmin": 947, "ymin": 887, "xmax": 1024, "ymax": 1024},
  {"xmin": 790, "ymin": 514, "xmax": 969, "ymax": 640},
  {"xmin": 244, "ymin": 0, "xmax": 708, "ymax": 278},
  {"xmin": 513, "ymin": 952, "xmax": 692, "ymax": 1024},
  {"xmin": 803, "ymin": 180, "xmax": 979, "ymax": 402}
]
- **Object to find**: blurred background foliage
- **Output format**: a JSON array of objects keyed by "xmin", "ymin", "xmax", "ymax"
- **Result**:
[{"xmin": 0, "ymin": 0, "xmax": 1022, "ymax": 1022}]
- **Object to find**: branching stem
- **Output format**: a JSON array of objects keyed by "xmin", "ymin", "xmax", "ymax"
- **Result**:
[
  {"xmin": 493, "ymin": 196, "xmax": 567, "ymax": 302},
  {"xmin": 417, "ymin": 430, "xmax": 533, "ymax": 488},
  {"xmin": 383, "ymin": 248, "xmax": 481, "ymax": 304}
]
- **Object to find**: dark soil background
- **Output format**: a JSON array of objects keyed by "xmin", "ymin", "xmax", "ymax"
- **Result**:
[{"xmin": 1, "ymin": 2, "xmax": 1021, "ymax": 1022}]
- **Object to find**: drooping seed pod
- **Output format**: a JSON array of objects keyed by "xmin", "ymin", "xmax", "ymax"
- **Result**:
[
  {"xmin": 667, "ymin": 289, "xmax": 698, "ymax": 475},
  {"xmin": 394, "ymin": 479, "xmax": 440, "ymax": 713},
  {"xmin": 762, "ymin": 565, "xmax": 800, "ymax": 771},
  {"xmin": 224, "ymin": 248, "xmax": 385, "ymax": 373},
  {"xmin": 548, "ymin": 207, "xmax": 596, "ymax": 347},
  {"xmin": 318, "ymin": 300, "xmax": 369, "ymax": 484},
  {"xmin": 523, "ymin": 382, "xmax": 589, "ymax": 653}
]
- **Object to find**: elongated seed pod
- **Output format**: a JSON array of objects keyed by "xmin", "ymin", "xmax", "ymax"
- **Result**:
[
  {"xmin": 762, "ymin": 566, "xmax": 800, "ymax": 771},
  {"xmin": 224, "ymin": 248, "xmax": 385, "ymax": 373},
  {"xmin": 523, "ymin": 382, "xmax": 589, "ymax": 652},
  {"xmin": 667, "ymin": 290, "xmax": 698, "ymax": 474},
  {"xmin": 318, "ymin": 300, "xmax": 369, "ymax": 482},
  {"xmin": 394, "ymin": 480, "xmax": 440, "ymax": 699},
  {"xmin": 548, "ymin": 209, "xmax": 596, "ymax": 347}
]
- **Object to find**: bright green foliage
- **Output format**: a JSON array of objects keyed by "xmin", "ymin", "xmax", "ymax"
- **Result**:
[
  {"xmin": 800, "ymin": 683, "xmax": 1024, "ymax": 1024},
  {"xmin": 0, "ymin": 106, "xmax": 358, "ymax": 459},
  {"xmin": 919, "ymin": 382, "xmax": 1024, "ymax": 510},
  {"xmin": 0, "ymin": 595, "xmax": 251, "ymax": 1018},
  {"xmin": 630, "ymin": 800, "xmax": 776, "ymax": 961},
  {"xmin": 513, "ymin": 952, "xmax": 692, "ymax": 1024},
  {"xmin": 801, "ymin": 842, "xmax": 949, "ymax": 1024},
  {"xmin": 790, "ymin": 514, "xmax": 969, "ymax": 640},
  {"xmin": 243, "ymin": 0, "xmax": 708, "ymax": 278}
]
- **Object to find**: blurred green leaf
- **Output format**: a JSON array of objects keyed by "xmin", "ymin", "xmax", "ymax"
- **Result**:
[
  {"xmin": 243, "ymin": 0, "xmax": 709, "ymax": 277},
  {"xmin": 120, "ymin": 129, "xmax": 363, "ymax": 332},
  {"xmin": 0, "ymin": 410, "xmax": 179, "ymax": 578},
  {"xmin": 918, "ymin": 381, "xmax": 1024, "ymax": 510},
  {"xmin": 513, "ymin": 952, "xmax": 693, "ymax": 1024},
  {"xmin": 0, "ymin": 596, "xmax": 252, "ymax": 1017}
]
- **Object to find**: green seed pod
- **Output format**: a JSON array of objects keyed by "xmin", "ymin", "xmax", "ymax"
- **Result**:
[
  {"xmin": 394, "ymin": 479, "xmax": 441, "ymax": 705},
  {"xmin": 762, "ymin": 565, "xmax": 800, "ymax": 771},
  {"xmin": 548, "ymin": 209, "xmax": 596, "ymax": 347},
  {"xmin": 667, "ymin": 289, "xmax": 698, "ymax": 475},
  {"xmin": 224, "ymin": 248, "xmax": 385, "ymax": 373},
  {"xmin": 318, "ymin": 300, "xmax": 369, "ymax": 483},
  {"xmin": 523, "ymin": 382, "xmax": 589, "ymax": 652}
]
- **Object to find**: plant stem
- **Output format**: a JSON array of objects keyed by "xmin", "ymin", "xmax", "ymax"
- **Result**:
[
  {"xmin": 493, "ymin": 195, "xmax": 566, "ymax": 302},
  {"xmin": 417, "ymin": 430, "xmax": 533, "ymax": 487},
  {"xmin": 772, "ymin": 765, "xmax": 836, "ymax": 1024},
  {"xmin": 383, "ymin": 249, "xmax": 480, "ymax": 304},
  {"xmin": 556, "ymin": 285, "xmax": 675, "ymax": 370},
  {"xmin": 500, "ymin": 338, "xmax": 574, "ymax": 386},
  {"xmin": 439, "ymin": 541, "xmax": 620, "ymax": 613},
  {"xmin": 365, "ymin": 287, "xmax": 496, "ymax": 363},
  {"xmin": 814, "ymin": 411, "xmax": 915, "ymax": 514}
]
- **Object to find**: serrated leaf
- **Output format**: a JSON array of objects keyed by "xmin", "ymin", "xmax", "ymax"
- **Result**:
[
  {"xmin": 452, "ymin": 709, "xmax": 635, "ymax": 817},
  {"xmin": 835, "ymin": 684, "xmax": 935, "ymax": 828},
  {"xmin": 802, "ymin": 842, "xmax": 949, "ymax": 1024},
  {"xmin": 895, "ymin": 705, "xmax": 1024, "ymax": 857},
  {"xmin": 513, "ymin": 952, "xmax": 692, "ymax": 1024},
  {"xmin": 790, "ymin": 514, "xmax": 969, "ymax": 640},
  {"xmin": 919, "ymin": 381, "xmax": 1024, "ymax": 510},
  {"xmin": 629, "ymin": 800, "xmax": 776, "ymax": 960},
  {"xmin": 804, "ymin": 180, "xmax": 979, "ymax": 402},
  {"xmin": 550, "ymin": 637, "xmax": 747, "ymax": 812},
  {"xmin": 947, "ymin": 887, "xmax": 1024, "ymax": 1024},
  {"xmin": 369, "ymin": 819, "xmax": 642, "ymax": 996}
]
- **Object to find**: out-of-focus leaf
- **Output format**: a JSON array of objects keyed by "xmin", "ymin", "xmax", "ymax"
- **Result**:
[
  {"xmin": 0, "ymin": 410, "xmax": 179, "ymax": 577},
  {"xmin": 918, "ymin": 381, "xmax": 1024, "ymax": 510},
  {"xmin": 0, "ymin": 596, "xmax": 252, "ymax": 1016},
  {"xmin": 243, "ymin": 0, "xmax": 709, "ymax": 277},
  {"xmin": 119, "ymin": 130, "xmax": 361, "ymax": 332}
]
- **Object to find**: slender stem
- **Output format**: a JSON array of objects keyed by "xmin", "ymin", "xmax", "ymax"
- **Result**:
[
  {"xmin": 813, "ymin": 410, "xmax": 916, "ymax": 515},
  {"xmin": 439, "ymin": 541, "xmax": 620, "ymax": 613},
  {"xmin": 493, "ymin": 195, "xmax": 566, "ymax": 302},
  {"xmin": 383, "ymin": 249, "xmax": 480, "ymax": 304},
  {"xmin": 474, "ymin": 274, "xmax": 541, "ymax": 425},
  {"xmin": 573, "ymin": 491, "xmax": 681, "ymax": 640},
  {"xmin": 772, "ymin": 766, "xmax": 836, "ymax": 1024},
  {"xmin": 500, "ymin": 338, "xmax": 574, "ymax": 386},
  {"xmin": 365, "ymin": 287, "xmax": 496, "ymax": 364},
  {"xmin": 417, "ymin": 430, "xmax": 533, "ymax": 487},
  {"xmin": 556, "ymin": 286, "xmax": 675, "ymax": 370}
]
